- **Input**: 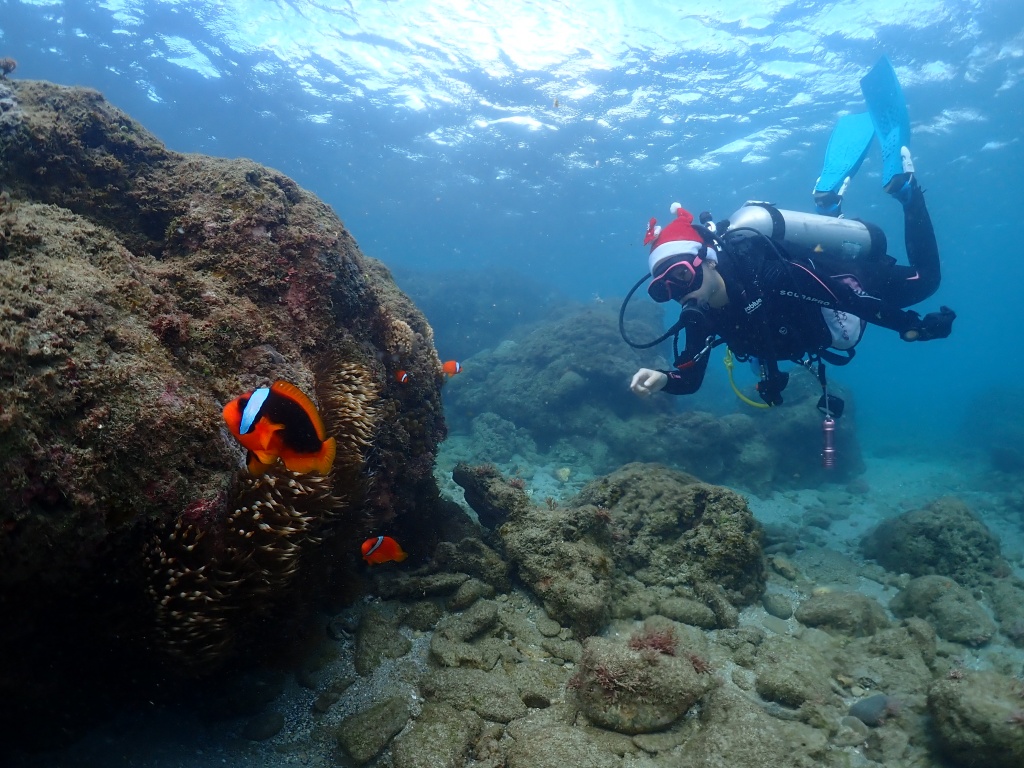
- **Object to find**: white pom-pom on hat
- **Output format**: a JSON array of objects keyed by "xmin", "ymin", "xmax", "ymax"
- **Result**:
[{"xmin": 670, "ymin": 202, "xmax": 682, "ymax": 214}]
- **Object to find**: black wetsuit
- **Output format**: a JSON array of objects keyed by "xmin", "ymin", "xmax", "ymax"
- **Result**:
[{"xmin": 664, "ymin": 185, "xmax": 942, "ymax": 396}]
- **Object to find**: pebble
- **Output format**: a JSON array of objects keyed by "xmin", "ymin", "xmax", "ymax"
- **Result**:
[
  {"xmin": 769, "ymin": 555, "xmax": 801, "ymax": 581},
  {"xmin": 849, "ymin": 694, "xmax": 893, "ymax": 727},
  {"xmin": 762, "ymin": 592, "xmax": 794, "ymax": 620},
  {"xmin": 241, "ymin": 711, "xmax": 285, "ymax": 741}
]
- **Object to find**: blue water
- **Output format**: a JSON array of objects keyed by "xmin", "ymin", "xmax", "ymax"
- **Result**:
[{"xmin": 4, "ymin": 0, "xmax": 1023, "ymax": 445}]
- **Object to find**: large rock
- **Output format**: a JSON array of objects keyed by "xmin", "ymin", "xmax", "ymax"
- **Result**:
[
  {"xmin": 336, "ymin": 694, "xmax": 413, "ymax": 765},
  {"xmin": 505, "ymin": 722, "xmax": 621, "ymax": 768},
  {"xmin": 928, "ymin": 671, "xmax": 1024, "ymax": 768},
  {"xmin": 571, "ymin": 633, "xmax": 717, "ymax": 734},
  {"xmin": 460, "ymin": 463, "xmax": 766, "ymax": 636},
  {"xmin": 794, "ymin": 591, "xmax": 890, "ymax": 637},
  {"xmin": 577, "ymin": 463, "xmax": 767, "ymax": 607},
  {"xmin": 0, "ymin": 79, "xmax": 446, "ymax": 739},
  {"xmin": 391, "ymin": 702, "xmax": 483, "ymax": 768},
  {"xmin": 498, "ymin": 493, "xmax": 617, "ymax": 636},
  {"xmin": 421, "ymin": 667, "xmax": 528, "ymax": 724},
  {"xmin": 861, "ymin": 497, "xmax": 1006, "ymax": 586},
  {"xmin": 677, "ymin": 686, "xmax": 830, "ymax": 768},
  {"xmin": 889, "ymin": 575, "xmax": 996, "ymax": 647},
  {"xmin": 753, "ymin": 635, "xmax": 835, "ymax": 708}
]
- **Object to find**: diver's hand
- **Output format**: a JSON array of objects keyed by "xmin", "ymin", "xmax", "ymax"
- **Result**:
[
  {"xmin": 756, "ymin": 371, "xmax": 789, "ymax": 407},
  {"xmin": 901, "ymin": 306, "xmax": 956, "ymax": 341},
  {"xmin": 630, "ymin": 369, "xmax": 668, "ymax": 397}
]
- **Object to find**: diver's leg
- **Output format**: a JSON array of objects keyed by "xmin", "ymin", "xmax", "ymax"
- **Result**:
[{"xmin": 892, "ymin": 177, "xmax": 941, "ymax": 305}]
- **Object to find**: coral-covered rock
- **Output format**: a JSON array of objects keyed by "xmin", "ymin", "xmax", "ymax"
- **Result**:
[
  {"xmin": 845, "ymin": 621, "xmax": 936, "ymax": 696},
  {"xmin": 336, "ymin": 694, "xmax": 413, "ymax": 764},
  {"xmin": 989, "ymin": 578, "xmax": 1024, "ymax": 648},
  {"xmin": 794, "ymin": 591, "xmax": 890, "ymax": 637},
  {"xmin": 0, "ymin": 79, "xmax": 446, "ymax": 734},
  {"xmin": 391, "ymin": 702, "xmax": 483, "ymax": 768},
  {"xmin": 889, "ymin": 575, "xmax": 996, "ymax": 647},
  {"xmin": 861, "ymin": 497, "xmax": 1007, "ymax": 586},
  {"xmin": 453, "ymin": 461, "xmax": 531, "ymax": 529},
  {"xmin": 505, "ymin": 722, "xmax": 620, "ymax": 768},
  {"xmin": 578, "ymin": 463, "xmax": 766, "ymax": 607},
  {"xmin": 676, "ymin": 686, "xmax": 830, "ymax": 767},
  {"xmin": 355, "ymin": 606, "xmax": 413, "ymax": 676},
  {"xmin": 445, "ymin": 303, "xmax": 671, "ymax": 438},
  {"xmin": 466, "ymin": 462, "xmax": 764, "ymax": 636},
  {"xmin": 499, "ymin": 495, "xmax": 616, "ymax": 636},
  {"xmin": 928, "ymin": 671, "xmax": 1024, "ymax": 768},
  {"xmin": 467, "ymin": 412, "xmax": 538, "ymax": 465},
  {"xmin": 753, "ymin": 634, "xmax": 836, "ymax": 708},
  {"xmin": 422, "ymin": 667, "xmax": 528, "ymax": 724},
  {"xmin": 570, "ymin": 633, "xmax": 717, "ymax": 734}
]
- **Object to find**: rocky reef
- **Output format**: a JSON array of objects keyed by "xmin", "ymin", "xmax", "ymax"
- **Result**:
[
  {"xmin": 442, "ymin": 303, "xmax": 866, "ymax": 493},
  {"xmin": 0, "ymin": 79, "xmax": 446, "ymax": 740},
  {"xmin": 861, "ymin": 496, "xmax": 1024, "ymax": 648},
  {"xmin": 9, "ymin": 446, "xmax": 1024, "ymax": 767},
  {"xmin": 453, "ymin": 461, "xmax": 765, "ymax": 637}
]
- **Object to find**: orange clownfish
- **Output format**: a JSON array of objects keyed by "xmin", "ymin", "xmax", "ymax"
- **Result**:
[
  {"xmin": 394, "ymin": 370, "xmax": 409, "ymax": 383},
  {"xmin": 361, "ymin": 535, "xmax": 408, "ymax": 565},
  {"xmin": 442, "ymin": 360, "xmax": 462, "ymax": 376},
  {"xmin": 222, "ymin": 380, "xmax": 337, "ymax": 476}
]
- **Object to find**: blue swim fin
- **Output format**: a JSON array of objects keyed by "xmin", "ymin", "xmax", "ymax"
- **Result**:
[
  {"xmin": 814, "ymin": 111, "xmax": 875, "ymax": 196},
  {"xmin": 861, "ymin": 56, "xmax": 911, "ymax": 189}
]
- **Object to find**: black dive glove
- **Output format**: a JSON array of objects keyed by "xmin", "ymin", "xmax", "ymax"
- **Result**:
[
  {"xmin": 901, "ymin": 306, "xmax": 956, "ymax": 342},
  {"xmin": 756, "ymin": 371, "xmax": 789, "ymax": 407}
]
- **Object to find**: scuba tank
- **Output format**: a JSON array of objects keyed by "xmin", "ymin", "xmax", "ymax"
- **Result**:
[{"xmin": 725, "ymin": 202, "xmax": 887, "ymax": 262}]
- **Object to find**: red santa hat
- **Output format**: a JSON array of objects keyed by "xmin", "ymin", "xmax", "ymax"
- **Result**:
[{"xmin": 644, "ymin": 203, "xmax": 717, "ymax": 276}]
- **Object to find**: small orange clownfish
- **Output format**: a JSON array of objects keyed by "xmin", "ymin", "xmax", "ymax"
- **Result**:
[
  {"xmin": 442, "ymin": 360, "xmax": 462, "ymax": 376},
  {"xmin": 361, "ymin": 535, "xmax": 408, "ymax": 565},
  {"xmin": 394, "ymin": 370, "xmax": 409, "ymax": 384},
  {"xmin": 222, "ymin": 380, "xmax": 337, "ymax": 476}
]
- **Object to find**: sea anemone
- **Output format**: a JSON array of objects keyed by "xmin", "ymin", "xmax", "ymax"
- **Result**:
[{"xmin": 145, "ymin": 467, "xmax": 340, "ymax": 671}]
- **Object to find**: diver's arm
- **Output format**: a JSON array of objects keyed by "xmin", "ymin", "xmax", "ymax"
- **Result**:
[
  {"xmin": 833, "ymin": 290, "xmax": 955, "ymax": 341},
  {"xmin": 662, "ymin": 328, "xmax": 711, "ymax": 395}
]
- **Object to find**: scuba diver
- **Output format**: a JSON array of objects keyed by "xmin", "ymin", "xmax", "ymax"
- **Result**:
[{"xmin": 623, "ymin": 57, "xmax": 956, "ymax": 411}]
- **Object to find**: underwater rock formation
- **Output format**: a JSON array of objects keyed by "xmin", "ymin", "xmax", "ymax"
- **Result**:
[
  {"xmin": 861, "ymin": 497, "xmax": 1024, "ymax": 650},
  {"xmin": 569, "ymin": 624, "xmax": 718, "ymax": 734},
  {"xmin": 443, "ymin": 304, "xmax": 865, "ymax": 491},
  {"xmin": 889, "ymin": 575, "xmax": 997, "ymax": 647},
  {"xmin": 452, "ymin": 460, "xmax": 531, "ymax": 529},
  {"xmin": 793, "ymin": 590, "xmax": 890, "ymax": 637},
  {"xmin": 578, "ymin": 463, "xmax": 767, "ymax": 609},
  {"xmin": 928, "ymin": 670, "xmax": 1024, "ymax": 768},
  {"xmin": 458, "ymin": 461, "xmax": 765, "ymax": 636},
  {"xmin": 861, "ymin": 496, "xmax": 1007, "ymax": 586},
  {"xmin": 0, "ymin": 79, "xmax": 446, "ymax": 732}
]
